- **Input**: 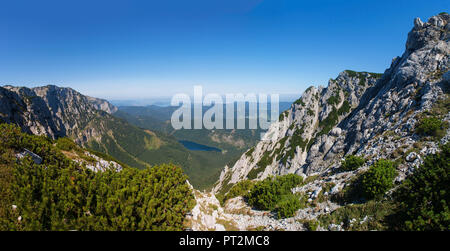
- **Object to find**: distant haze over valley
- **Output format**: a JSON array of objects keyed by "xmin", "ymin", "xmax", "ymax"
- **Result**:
[{"xmin": 110, "ymin": 94, "xmax": 301, "ymax": 107}]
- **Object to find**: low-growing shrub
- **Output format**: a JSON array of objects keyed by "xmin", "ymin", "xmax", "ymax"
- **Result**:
[
  {"xmin": 327, "ymin": 94, "xmax": 341, "ymax": 106},
  {"xmin": 317, "ymin": 107, "xmax": 339, "ymax": 136},
  {"xmin": 337, "ymin": 100, "xmax": 351, "ymax": 115},
  {"xmin": 275, "ymin": 173, "xmax": 304, "ymax": 191},
  {"xmin": 294, "ymin": 98, "xmax": 305, "ymax": 106},
  {"xmin": 340, "ymin": 155, "xmax": 366, "ymax": 171},
  {"xmin": 276, "ymin": 194, "xmax": 303, "ymax": 218},
  {"xmin": 247, "ymin": 174, "xmax": 304, "ymax": 218},
  {"xmin": 0, "ymin": 123, "xmax": 196, "ymax": 231},
  {"xmin": 248, "ymin": 178, "xmax": 281, "ymax": 210},
  {"xmin": 393, "ymin": 143, "xmax": 449, "ymax": 231},
  {"xmin": 55, "ymin": 137, "xmax": 78, "ymax": 151},
  {"xmin": 361, "ymin": 159, "xmax": 397, "ymax": 200},
  {"xmin": 219, "ymin": 180, "xmax": 255, "ymax": 206},
  {"xmin": 303, "ymin": 219, "xmax": 319, "ymax": 231}
]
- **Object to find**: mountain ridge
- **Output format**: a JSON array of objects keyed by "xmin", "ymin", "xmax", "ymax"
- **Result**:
[
  {"xmin": 183, "ymin": 13, "xmax": 449, "ymax": 231},
  {"xmin": 0, "ymin": 84, "xmax": 117, "ymax": 141},
  {"xmin": 214, "ymin": 13, "xmax": 449, "ymax": 194}
]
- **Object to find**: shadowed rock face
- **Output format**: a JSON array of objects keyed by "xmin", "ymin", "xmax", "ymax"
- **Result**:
[
  {"xmin": 0, "ymin": 84, "xmax": 117, "ymax": 142},
  {"xmin": 214, "ymin": 13, "xmax": 449, "ymax": 193}
]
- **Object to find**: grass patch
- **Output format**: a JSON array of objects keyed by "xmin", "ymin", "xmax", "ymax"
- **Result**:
[
  {"xmin": 298, "ymin": 219, "xmax": 320, "ymax": 231},
  {"xmin": 318, "ymin": 200, "xmax": 398, "ymax": 231},
  {"xmin": 416, "ymin": 115, "xmax": 448, "ymax": 140},
  {"xmin": 218, "ymin": 180, "xmax": 255, "ymax": 206},
  {"xmin": 216, "ymin": 218, "xmax": 239, "ymax": 231}
]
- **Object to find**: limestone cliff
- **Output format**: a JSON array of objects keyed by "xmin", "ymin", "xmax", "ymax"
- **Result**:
[{"xmin": 214, "ymin": 13, "xmax": 449, "ymax": 199}]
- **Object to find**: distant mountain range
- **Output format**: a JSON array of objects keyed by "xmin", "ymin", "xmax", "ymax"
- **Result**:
[
  {"xmin": 109, "ymin": 94, "xmax": 300, "ymax": 107},
  {"xmin": 0, "ymin": 85, "xmax": 288, "ymax": 189}
]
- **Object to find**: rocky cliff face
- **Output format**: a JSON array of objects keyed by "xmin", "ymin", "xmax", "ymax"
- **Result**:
[
  {"xmin": 85, "ymin": 95, "xmax": 118, "ymax": 114},
  {"xmin": 213, "ymin": 70, "xmax": 382, "ymax": 192},
  {"xmin": 184, "ymin": 13, "xmax": 450, "ymax": 231},
  {"xmin": 0, "ymin": 85, "xmax": 118, "ymax": 144},
  {"xmin": 214, "ymin": 13, "xmax": 449, "ymax": 194}
]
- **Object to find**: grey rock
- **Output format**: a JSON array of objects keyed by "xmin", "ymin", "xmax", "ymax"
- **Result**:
[
  {"xmin": 311, "ymin": 187, "xmax": 322, "ymax": 199},
  {"xmin": 414, "ymin": 17, "xmax": 424, "ymax": 29},
  {"xmin": 406, "ymin": 152, "xmax": 420, "ymax": 162},
  {"xmin": 330, "ymin": 127, "xmax": 342, "ymax": 137},
  {"xmin": 16, "ymin": 148, "xmax": 42, "ymax": 164}
]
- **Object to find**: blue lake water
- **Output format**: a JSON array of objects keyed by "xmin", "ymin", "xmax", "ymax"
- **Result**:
[{"xmin": 179, "ymin": 140, "xmax": 222, "ymax": 152}]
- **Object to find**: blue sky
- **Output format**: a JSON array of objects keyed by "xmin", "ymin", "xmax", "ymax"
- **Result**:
[{"xmin": 0, "ymin": 0, "xmax": 448, "ymax": 100}]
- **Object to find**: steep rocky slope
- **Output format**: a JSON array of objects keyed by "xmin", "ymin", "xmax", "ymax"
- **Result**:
[
  {"xmin": 214, "ymin": 13, "xmax": 449, "ymax": 193},
  {"xmin": 0, "ymin": 85, "xmax": 118, "ymax": 142},
  {"xmin": 214, "ymin": 70, "xmax": 382, "ymax": 192},
  {"xmin": 186, "ymin": 13, "xmax": 450, "ymax": 231}
]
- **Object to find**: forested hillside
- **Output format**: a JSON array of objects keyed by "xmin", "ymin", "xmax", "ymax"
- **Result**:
[
  {"xmin": 0, "ymin": 85, "xmax": 242, "ymax": 189},
  {"xmin": 115, "ymin": 102, "xmax": 293, "ymax": 189}
]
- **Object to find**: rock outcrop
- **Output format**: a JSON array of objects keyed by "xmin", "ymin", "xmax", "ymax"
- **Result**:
[
  {"xmin": 74, "ymin": 151, "xmax": 123, "ymax": 173},
  {"xmin": 15, "ymin": 148, "xmax": 43, "ymax": 164}
]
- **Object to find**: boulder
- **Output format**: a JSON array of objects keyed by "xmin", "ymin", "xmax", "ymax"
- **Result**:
[
  {"xmin": 15, "ymin": 149, "xmax": 42, "ymax": 164},
  {"xmin": 330, "ymin": 127, "xmax": 342, "ymax": 137},
  {"xmin": 406, "ymin": 152, "xmax": 420, "ymax": 162}
]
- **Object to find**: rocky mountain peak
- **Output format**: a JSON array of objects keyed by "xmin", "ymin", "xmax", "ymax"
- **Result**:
[
  {"xmin": 408, "ymin": 13, "xmax": 449, "ymax": 53},
  {"xmin": 187, "ymin": 13, "xmax": 450, "ymax": 231},
  {"xmin": 214, "ymin": 13, "xmax": 449, "ymax": 194}
]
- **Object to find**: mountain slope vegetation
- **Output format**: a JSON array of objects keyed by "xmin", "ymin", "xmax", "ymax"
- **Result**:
[{"xmin": 0, "ymin": 123, "xmax": 195, "ymax": 230}]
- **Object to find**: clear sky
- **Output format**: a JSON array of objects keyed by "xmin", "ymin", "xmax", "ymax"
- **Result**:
[{"xmin": 0, "ymin": 0, "xmax": 448, "ymax": 100}]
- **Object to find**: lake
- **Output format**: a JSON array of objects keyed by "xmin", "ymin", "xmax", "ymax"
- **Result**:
[{"xmin": 179, "ymin": 140, "xmax": 222, "ymax": 152}]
